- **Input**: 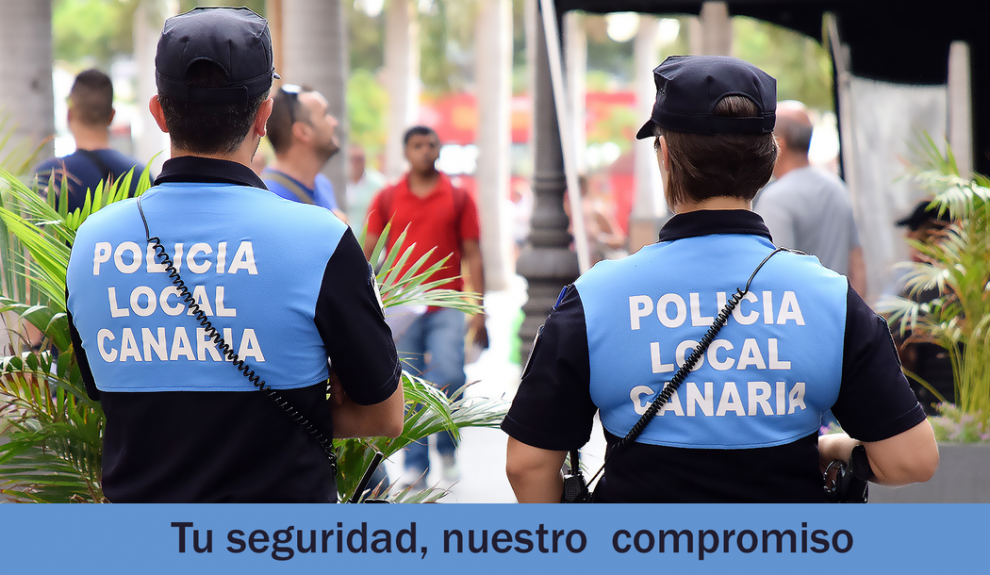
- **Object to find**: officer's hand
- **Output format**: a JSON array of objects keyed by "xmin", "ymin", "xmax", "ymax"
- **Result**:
[{"xmin": 328, "ymin": 369, "xmax": 347, "ymax": 408}]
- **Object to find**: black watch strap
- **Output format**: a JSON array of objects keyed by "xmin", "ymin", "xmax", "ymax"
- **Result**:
[{"xmin": 849, "ymin": 443, "xmax": 876, "ymax": 482}]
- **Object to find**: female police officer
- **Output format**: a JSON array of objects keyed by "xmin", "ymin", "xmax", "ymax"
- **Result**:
[{"xmin": 501, "ymin": 56, "xmax": 938, "ymax": 503}]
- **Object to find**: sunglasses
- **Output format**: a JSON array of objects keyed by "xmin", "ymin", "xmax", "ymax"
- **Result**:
[{"xmin": 280, "ymin": 84, "xmax": 304, "ymax": 125}]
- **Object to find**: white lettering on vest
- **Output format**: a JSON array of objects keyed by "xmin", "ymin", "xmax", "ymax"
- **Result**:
[
  {"xmin": 650, "ymin": 342, "xmax": 674, "ymax": 373},
  {"xmin": 737, "ymin": 338, "xmax": 767, "ymax": 370},
  {"xmin": 146, "ymin": 244, "xmax": 166, "ymax": 273},
  {"xmin": 690, "ymin": 293, "xmax": 714, "ymax": 327},
  {"xmin": 788, "ymin": 382, "xmax": 807, "ymax": 413},
  {"xmin": 707, "ymin": 339, "xmax": 735, "ymax": 371},
  {"xmin": 197, "ymin": 328, "xmax": 223, "ymax": 361},
  {"xmin": 217, "ymin": 242, "xmax": 227, "ymax": 274},
  {"xmin": 733, "ymin": 291, "xmax": 759, "ymax": 325},
  {"xmin": 160, "ymin": 287, "xmax": 184, "ymax": 316},
  {"xmin": 108, "ymin": 287, "xmax": 129, "ymax": 318},
  {"xmin": 762, "ymin": 290, "xmax": 774, "ymax": 324},
  {"xmin": 777, "ymin": 291, "xmax": 805, "ymax": 325},
  {"xmin": 656, "ymin": 293, "xmax": 687, "ymax": 328},
  {"xmin": 215, "ymin": 286, "xmax": 236, "ymax": 317},
  {"xmin": 119, "ymin": 328, "xmax": 142, "ymax": 361},
  {"xmin": 113, "ymin": 242, "xmax": 142, "ymax": 274},
  {"xmin": 93, "ymin": 242, "xmax": 111, "ymax": 275},
  {"xmin": 228, "ymin": 242, "xmax": 258, "ymax": 275},
  {"xmin": 748, "ymin": 381, "xmax": 773, "ymax": 415},
  {"xmin": 686, "ymin": 381, "xmax": 714, "ymax": 416},
  {"xmin": 658, "ymin": 389, "xmax": 684, "ymax": 416},
  {"xmin": 186, "ymin": 243, "xmax": 212, "ymax": 274},
  {"xmin": 768, "ymin": 338, "xmax": 791, "ymax": 369},
  {"xmin": 142, "ymin": 327, "xmax": 168, "ymax": 361},
  {"xmin": 631, "ymin": 385, "xmax": 653, "ymax": 415},
  {"xmin": 130, "ymin": 286, "xmax": 157, "ymax": 317},
  {"xmin": 716, "ymin": 382, "xmax": 745, "ymax": 416},
  {"xmin": 630, "ymin": 295, "xmax": 653, "ymax": 330},
  {"xmin": 98, "ymin": 329, "xmax": 117, "ymax": 361},
  {"xmin": 675, "ymin": 339, "xmax": 704, "ymax": 371}
]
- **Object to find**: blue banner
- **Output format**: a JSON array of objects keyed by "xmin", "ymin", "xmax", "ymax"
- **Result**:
[{"xmin": 1, "ymin": 504, "xmax": 981, "ymax": 573}]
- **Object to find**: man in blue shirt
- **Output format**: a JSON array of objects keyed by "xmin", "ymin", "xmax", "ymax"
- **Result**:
[
  {"xmin": 262, "ymin": 84, "xmax": 346, "ymax": 221},
  {"xmin": 33, "ymin": 69, "xmax": 146, "ymax": 212}
]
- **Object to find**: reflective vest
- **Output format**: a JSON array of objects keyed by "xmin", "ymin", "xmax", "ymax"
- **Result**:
[
  {"xmin": 575, "ymin": 233, "xmax": 847, "ymax": 449},
  {"xmin": 66, "ymin": 182, "xmax": 347, "ymax": 392}
]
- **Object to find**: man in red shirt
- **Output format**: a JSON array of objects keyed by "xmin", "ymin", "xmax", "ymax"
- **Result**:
[{"xmin": 363, "ymin": 126, "xmax": 487, "ymax": 488}]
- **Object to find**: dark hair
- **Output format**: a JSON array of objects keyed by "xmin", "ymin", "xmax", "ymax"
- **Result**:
[
  {"xmin": 775, "ymin": 113, "xmax": 813, "ymax": 154},
  {"xmin": 659, "ymin": 96, "xmax": 777, "ymax": 206},
  {"xmin": 266, "ymin": 84, "xmax": 315, "ymax": 154},
  {"xmin": 69, "ymin": 69, "xmax": 114, "ymax": 127},
  {"xmin": 403, "ymin": 125, "xmax": 438, "ymax": 146},
  {"xmin": 157, "ymin": 60, "xmax": 268, "ymax": 154}
]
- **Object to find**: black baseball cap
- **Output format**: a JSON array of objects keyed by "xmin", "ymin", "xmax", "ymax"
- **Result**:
[
  {"xmin": 635, "ymin": 55, "xmax": 776, "ymax": 139},
  {"xmin": 155, "ymin": 7, "xmax": 279, "ymax": 104},
  {"xmin": 896, "ymin": 200, "xmax": 952, "ymax": 230}
]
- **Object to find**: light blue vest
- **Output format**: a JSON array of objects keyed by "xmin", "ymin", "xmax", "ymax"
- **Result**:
[
  {"xmin": 66, "ymin": 182, "xmax": 347, "ymax": 392},
  {"xmin": 575, "ymin": 233, "xmax": 847, "ymax": 449}
]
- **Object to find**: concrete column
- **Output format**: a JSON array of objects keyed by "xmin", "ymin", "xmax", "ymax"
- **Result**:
[
  {"xmin": 474, "ymin": 0, "xmax": 514, "ymax": 291},
  {"xmin": 383, "ymin": 0, "xmax": 420, "ymax": 180},
  {"xmin": 516, "ymin": 1, "xmax": 579, "ymax": 359},
  {"xmin": 948, "ymin": 41, "xmax": 973, "ymax": 179},
  {"xmin": 282, "ymin": 0, "xmax": 349, "ymax": 208},
  {"xmin": 0, "ymin": 0, "xmax": 55, "ymax": 167},
  {"xmin": 629, "ymin": 14, "xmax": 665, "ymax": 254},
  {"xmin": 133, "ymin": 1, "xmax": 174, "ymax": 174}
]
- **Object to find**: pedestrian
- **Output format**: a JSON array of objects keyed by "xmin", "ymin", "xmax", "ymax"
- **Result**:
[
  {"xmin": 65, "ymin": 7, "xmax": 403, "ymax": 503},
  {"xmin": 502, "ymin": 55, "xmax": 938, "ymax": 503},
  {"xmin": 262, "ymin": 83, "xmax": 347, "ymax": 221},
  {"xmin": 33, "ymin": 69, "xmax": 147, "ymax": 212},
  {"xmin": 346, "ymin": 143, "xmax": 386, "ymax": 230},
  {"xmin": 753, "ymin": 100, "xmax": 867, "ymax": 297},
  {"xmin": 363, "ymin": 125, "xmax": 487, "ymax": 488}
]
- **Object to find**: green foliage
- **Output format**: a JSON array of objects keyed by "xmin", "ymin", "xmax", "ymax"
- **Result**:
[
  {"xmin": 0, "ymin": 163, "xmax": 505, "ymax": 502},
  {"xmin": 346, "ymin": 0, "xmax": 385, "ymax": 73},
  {"xmin": 732, "ymin": 17, "xmax": 833, "ymax": 110},
  {"xmin": 876, "ymin": 137, "xmax": 990, "ymax": 439},
  {"xmin": 347, "ymin": 69, "xmax": 389, "ymax": 161},
  {"xmin": 53, "ymin": 0, "xmax": 136, "ymax": 67},
  {"xmin": 0, "ymin": 162, "xmax": 152, "ymax": 502}
]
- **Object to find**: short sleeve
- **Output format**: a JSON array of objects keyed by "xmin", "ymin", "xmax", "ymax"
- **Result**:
[
  {"xmin": 754, "ymin": 186, "xmax": 796, "ymax": 249},
  {"xmin": 830, "ymin": 286, "xmax": 927, "ymax": 441},
  {"xmin": 501, "ymin": 286, "xmax": 598, "ymax": 451}
]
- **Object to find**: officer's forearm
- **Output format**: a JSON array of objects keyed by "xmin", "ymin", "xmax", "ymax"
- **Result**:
[
  {"xmin": 506, "ymin": 437, "xmax": 567, "ymax": 503},
  {"xmin": 331, "ymin": 380, "xmax": 404, "ymax": 438}
]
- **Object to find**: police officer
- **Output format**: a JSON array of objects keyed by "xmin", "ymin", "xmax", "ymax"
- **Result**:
[
  {"xmin": 502, "ymin": 56, "xmax": 938, "ymax": 503},
  {"xmin": 65, "ymin": 7, "xmax": 403, "ymax": 503}
]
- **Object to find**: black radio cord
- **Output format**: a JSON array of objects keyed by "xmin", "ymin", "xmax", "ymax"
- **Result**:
[
  {"xmin": 136, "ymin": 197, "xmax": 338, "ymax": 471},
  {"xmin": 584, "ymin": 247, "xmax": 788, "ymax": 489}
]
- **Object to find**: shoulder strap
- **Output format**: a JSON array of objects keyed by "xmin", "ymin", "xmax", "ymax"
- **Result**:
[
  {"xmin": 77, "ymin": 149, "xmax": 116, "ymax": 186},
  {"xmin": 266, "ymin": 172, "xmax": 315, "ymax": 205}
]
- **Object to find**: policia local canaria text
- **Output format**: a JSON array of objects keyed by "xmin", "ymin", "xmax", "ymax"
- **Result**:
[{"xmin": 172, "ymin": 521, "xmax": 853, "ymax": 561}]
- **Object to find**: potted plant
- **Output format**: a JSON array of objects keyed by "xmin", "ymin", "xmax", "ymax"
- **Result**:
[
  {"xmin": 873, "ymin": 139, "xmax": 990, "ymax": 502},
  {"xmin": 0, "ymin": 164, "xmax": 505, "ymax": 503}
]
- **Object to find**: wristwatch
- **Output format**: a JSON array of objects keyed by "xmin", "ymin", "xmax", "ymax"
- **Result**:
[{"xmin": 849, "ymin": 443, "xmax": 875, "ymax": 482}]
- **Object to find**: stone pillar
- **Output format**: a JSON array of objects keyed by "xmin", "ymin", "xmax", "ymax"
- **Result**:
[
  {"xmin": 383, "ymin": 0, "xmax": 420, "ymax": 180},
  {"xmin": 516, "ymin": 1, "xmax": 579, "ymax": 359},
  {"xmin": 628, "ymin": 14, "xmax": 665, "ymax": 254},
  {"xmin": 282, "ymin": 0, "xmax": 349, "ymax": 208},
  {"xmin": 474, "ymin": 0, "xmax": 514, "ymax": 291}
]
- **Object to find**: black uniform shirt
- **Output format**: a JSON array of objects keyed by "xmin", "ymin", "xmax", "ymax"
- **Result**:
[
  {"xmin": 502, "ymin": 210, "xmax": 926, "ymax": 502},
  {"xmin": 68, "ymin": 157, "xmax": 400, "ymax": 503}
]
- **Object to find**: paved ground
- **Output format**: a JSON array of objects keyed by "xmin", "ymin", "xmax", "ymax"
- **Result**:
[{"xmin": 382, "ymin": 274, "xmax": 607, "ymax": 503}]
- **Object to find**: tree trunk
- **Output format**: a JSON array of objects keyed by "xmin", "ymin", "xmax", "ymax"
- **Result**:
[
  {"xmin": 383, "ymin": 0, "xmax": 420, "ymax": 180},
  {"xmin": 474, "ymin": 0, "xmax": 513, "ymax": 291},
  {"xmin": 0, "ymin": 0, "xmax": 54, "ymax": 168},
  {"xmin": 282, "ymin": 0, "xmax": 349, "ymax": 209},
  {"xmin": 133, "ymin": 1, "xmax": 174, "ymax": 175}
]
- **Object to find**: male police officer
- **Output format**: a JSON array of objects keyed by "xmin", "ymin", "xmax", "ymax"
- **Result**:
[
  {"xmin": 502, "ymin": 56, "xmax": 938, "ymax": 503},
  {"xmin": 65, "ymin": 7, "xmax": 403, "ymax": 503}
]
